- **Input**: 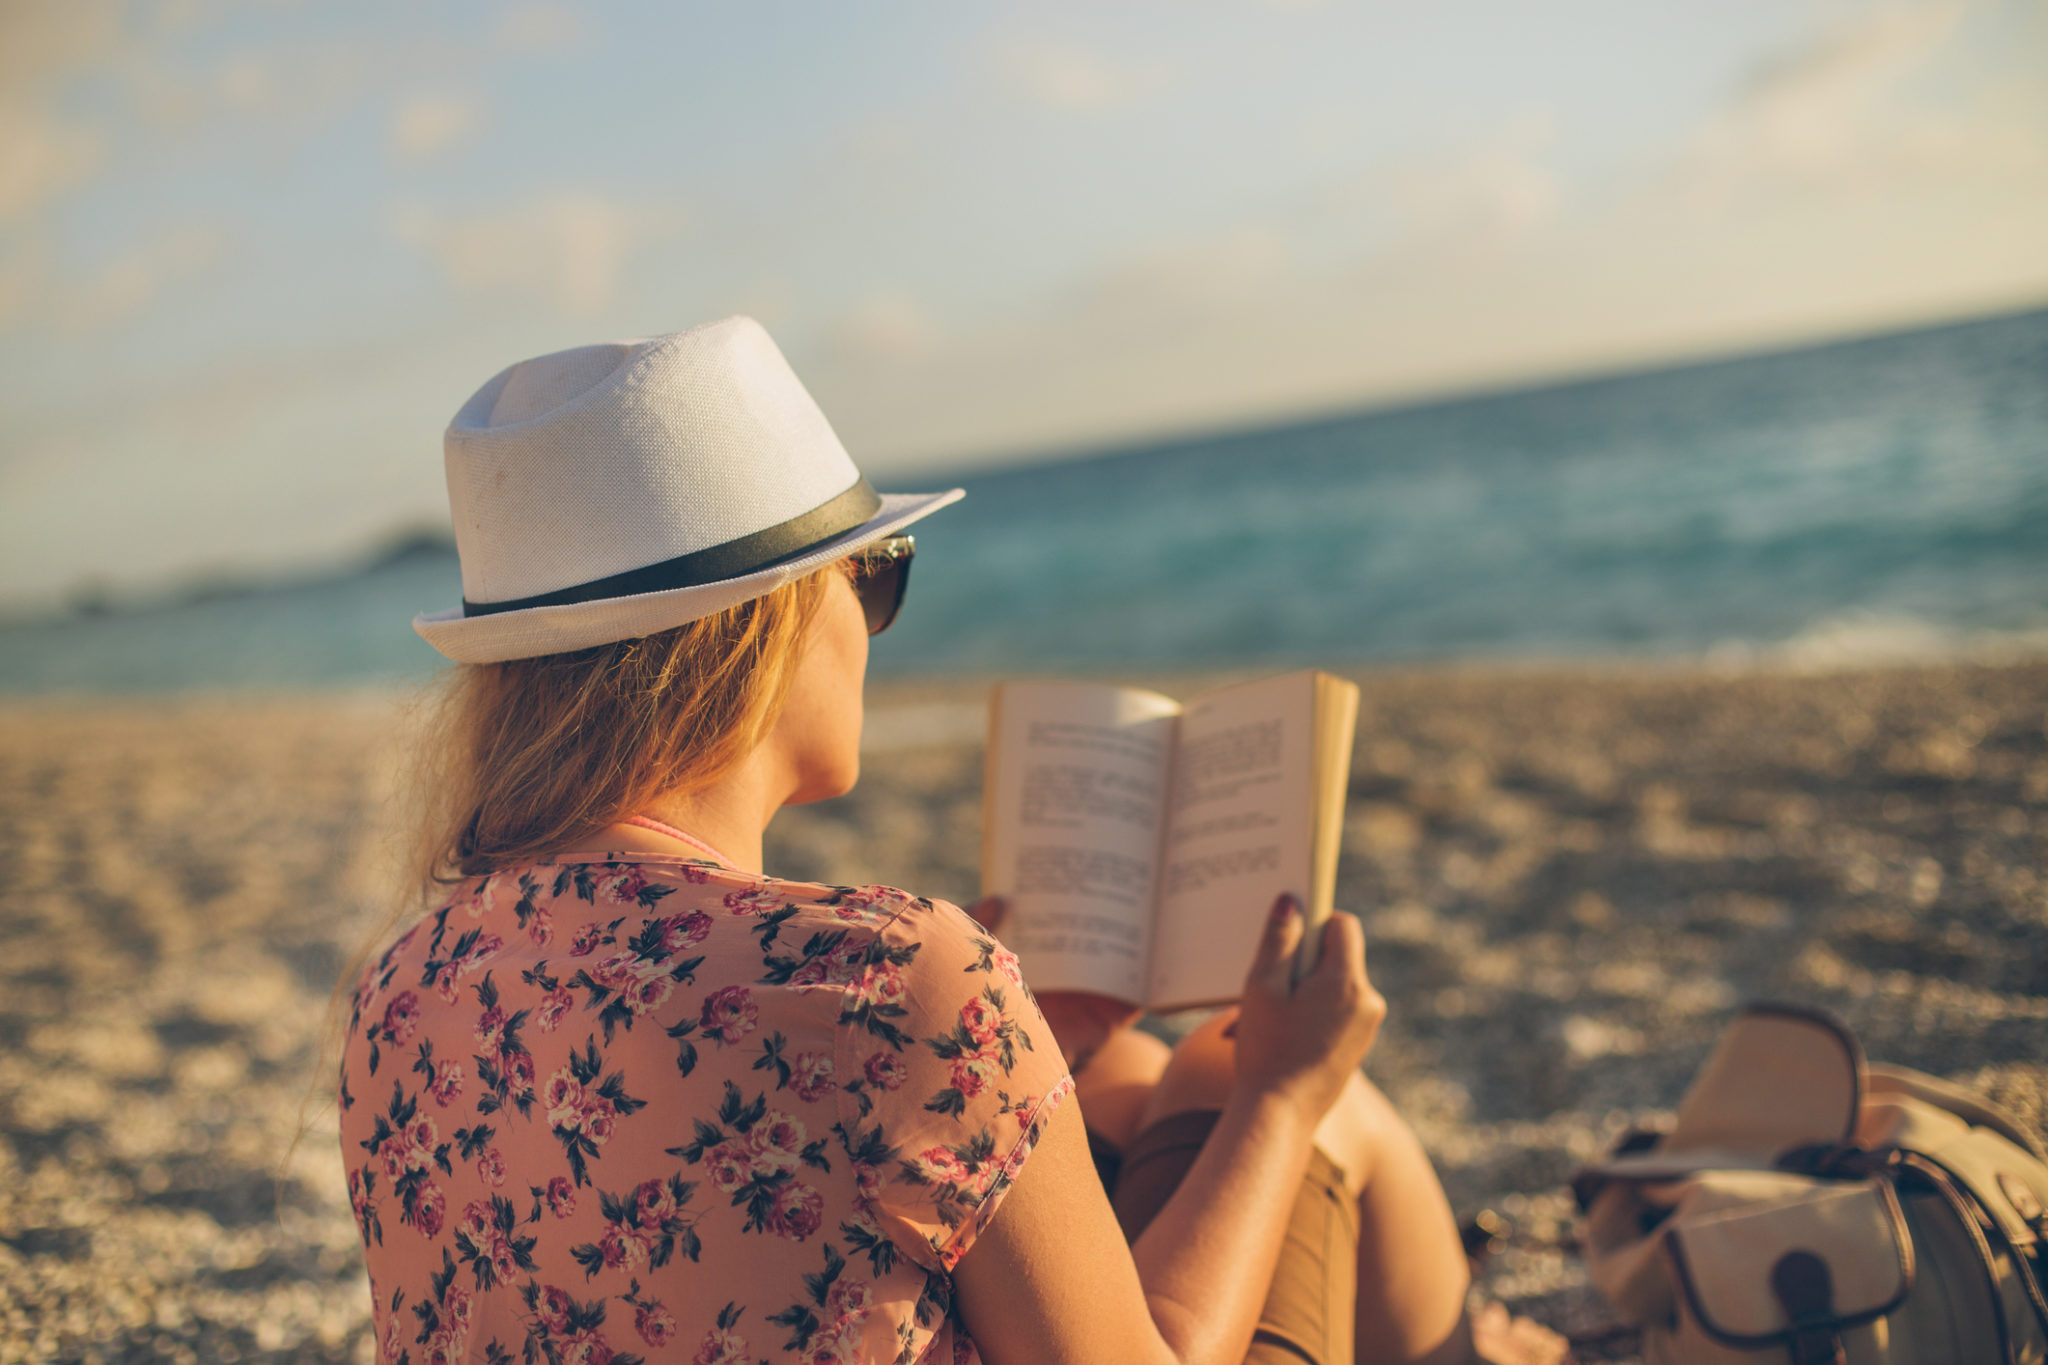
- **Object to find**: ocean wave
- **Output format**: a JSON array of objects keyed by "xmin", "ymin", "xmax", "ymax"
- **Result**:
[{"xmin": 1707, "ymin": 610, "xmax": 2048, "ymax": 674}]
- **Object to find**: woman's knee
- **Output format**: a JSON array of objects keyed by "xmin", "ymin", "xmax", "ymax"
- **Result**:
[
  {"xmin": 1136, "ymin": 1017, "xmax": 1414, "ymax": 1180},
  {"xmin": 1311, "ymin": 1069, "xmax": 1395, "ymax": 1199},
  {"xmin": 1139, "ymin": 1009, "xmax": 1241, "ymax": 1126},
  {"xmin": 1074, "ymin": 1026, "xmax": 1171, "ymax": 1151}
]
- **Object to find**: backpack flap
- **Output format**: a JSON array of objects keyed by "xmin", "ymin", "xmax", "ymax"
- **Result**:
[
  {"xmin": 1664, "ymin": 1003, "xmax": 1863, "ymax": 1162},
  {"xmin": 1861, "ymin": 1071, "xmax": 2048, "ymax": 1252},
  {"xmin": 1663, "ymin": 1178, "xmax": 1913, "ymax": 1351},
  {"xmin": 1865, "ymin": 1062, "xmax": 2048, "ymax": 1162},
  {"xmin": 1583, "ymin": 1169, "xmax": 1840, "ymax": 1327},
  {"xmin": 1573, "ymin": 1004, "xmax": 1864, "ymax": 1209}
]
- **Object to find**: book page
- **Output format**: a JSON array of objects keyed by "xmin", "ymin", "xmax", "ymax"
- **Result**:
[
  {"xmin": 981, "ymin": 682, "xmax": 1182, "ymax": 1002},
  {"xmin": 1307, "ymin": 674, "xmax": 1361, "ymax": 982},
  {"xmin": 1146, "ymin": 672, "xmax": 1319, "ymax": 1010}
]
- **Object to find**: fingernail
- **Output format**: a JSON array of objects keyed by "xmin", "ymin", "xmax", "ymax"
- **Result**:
[{"xmin": 1270, "ymin": 895, "xmax": 1298, "ymax": 922}]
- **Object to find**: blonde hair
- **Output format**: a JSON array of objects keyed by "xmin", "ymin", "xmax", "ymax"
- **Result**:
[
  {"xmin": 290, "ymin": 566, "xmax": 838, "ymax": 1198},
  {"xmin": 409, "ymin": 567, "xmax": 836, "ymax": 893}
]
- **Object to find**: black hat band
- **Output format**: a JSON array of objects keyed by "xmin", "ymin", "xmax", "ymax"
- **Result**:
[{"xmin": 461, "ymin": 476, "xmax": 883, "ymax": 617}]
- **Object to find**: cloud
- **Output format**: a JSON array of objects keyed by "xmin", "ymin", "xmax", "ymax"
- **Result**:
[
  {"xmin": 121, "ymin": 35, "xmax": 381, "ymax": 136},
  {"xmin": 0, "ymin": 223, "xmax": 226, "ymax": 334},
  {"xmin": 64, "ymin": 225, "xmax": 227, "ymax": 332},
  {"xmin": 0, "ymin": 3, "xmax": 121, "ymax": 89},
  {"xmin": 1083, "ymin": 229, "xmax": 1292, "ymax": 319},
  {"xmin": 392, "ymin": 193, "xmax": 684, "ymax": 316},
  {"xmin": 0, "ymin": 108, "xmax": 106, "ymax": 224},
  {"xmin": 801, "ymin": 0, "xmax": 2048, "ymax": 478},
  {"xmin": 1386, "ymin": 110, "xmax": 1561, "ymax": 246},
  {"xmin": 0, "ymin": 3, "xmax": 120, "ymax": 222},
  {"xmin": 999, "ymin": 39, "xmax": 1165, "ymax": 111},
  {"xmin": 824, "ymin": 291, "xmax": 941, "ymax": 361},
  {"xmin": 0, "ymin": 237, "xmax": 42, "ymax": 328},
  {"xmin": 0, "ymin": 331, "xmax": 471, "ymax": 612},
  {"xmin": 389, "ymin": 94, "xmax": 484, "ymax": 161},
  {"xmin": 1683, "ymin": 0, "xmax": 1975, "ymax": 197},
  {"xmin": 494, "ymin": 3, "xmax": 584, "ymax": 53}
]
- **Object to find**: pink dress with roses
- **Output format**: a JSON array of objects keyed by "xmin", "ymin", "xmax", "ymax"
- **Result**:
[{"xmin": 338, "ymin": 852, "xmax": 1072, "ymax": 1365}]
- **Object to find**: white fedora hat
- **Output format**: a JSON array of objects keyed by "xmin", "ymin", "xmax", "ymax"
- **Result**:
[{"xmin": 414, "ymin": 316, "xmax": 963, "ymax": 663}]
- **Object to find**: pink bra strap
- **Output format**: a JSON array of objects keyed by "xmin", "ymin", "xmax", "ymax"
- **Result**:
[{"xmin": 624, "ymin": 815, "xmax": 735, "ymax": 868}]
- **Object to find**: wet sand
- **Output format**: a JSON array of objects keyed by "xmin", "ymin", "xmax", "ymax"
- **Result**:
[{"xmin": 1, "ymin": 660, "xmax": 2044, "ymax": 1362}]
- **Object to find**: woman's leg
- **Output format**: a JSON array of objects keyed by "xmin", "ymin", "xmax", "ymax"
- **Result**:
[
  {"xmin": 1325, "ymin": 1073, "xmax": 1473, "ymax": 1365},
  {"xmin": 1074, "ymin": 1022, "xmax": 1172, "ymax": 1153},
  {"xmin": 1322, "ymin": 1077, "xmax": 1566, "ymax": 1365},
  {"xmin": 1140, "ymin": 1011, "xmax": 1475, "ymax": 1365}
]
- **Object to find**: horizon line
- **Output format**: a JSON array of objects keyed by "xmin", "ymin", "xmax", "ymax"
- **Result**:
[{"xmin": 5, "ymin": 295, "xmax": 2042, "ymax": 626}]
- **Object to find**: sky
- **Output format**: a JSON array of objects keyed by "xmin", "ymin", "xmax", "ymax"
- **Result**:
[{"xmin": 2, "ymin": 0, "xmax": 2045, "ymax": 612}]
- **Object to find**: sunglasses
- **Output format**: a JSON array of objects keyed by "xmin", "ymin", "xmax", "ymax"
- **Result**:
[{"xmin": 845, "ymin": 535, "xmax": 915, "ymax": 635}]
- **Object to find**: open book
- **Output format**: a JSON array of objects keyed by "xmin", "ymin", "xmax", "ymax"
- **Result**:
[{"xmin": 980, "ymin": 670, "xmax": 1360, "ymax": 1012}]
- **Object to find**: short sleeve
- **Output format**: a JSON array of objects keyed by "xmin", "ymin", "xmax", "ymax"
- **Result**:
[{"xmin": 834, "ymin": 893, "xmax": 1074, "ymax": 1274}]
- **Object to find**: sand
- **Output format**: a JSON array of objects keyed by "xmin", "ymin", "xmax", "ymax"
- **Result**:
[{"xmin": 1, "ymin": 660, "xmax": 2043, "ymax": 1363}]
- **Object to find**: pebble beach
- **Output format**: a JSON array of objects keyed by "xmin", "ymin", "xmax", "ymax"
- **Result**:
[{"xmin": 1, "ymin": 659, "xmax": 2044, "ymax": 1363}]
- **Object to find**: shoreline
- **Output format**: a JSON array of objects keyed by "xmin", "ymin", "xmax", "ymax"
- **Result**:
[
  {"xmin": 5, "ymin": 631, "xmax": 2048, "ymax": 710},
  {"xmin": 1, "ymin": 656, "xmax": 2044, "ymax": 1360}
]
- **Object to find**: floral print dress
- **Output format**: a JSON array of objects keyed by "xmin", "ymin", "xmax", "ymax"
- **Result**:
[{"xmin": 338, "ymin": 852, "xmax": 1073, "ymax": 1365}]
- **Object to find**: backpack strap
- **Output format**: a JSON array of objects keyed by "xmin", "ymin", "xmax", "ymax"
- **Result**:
[
  {"xmin": 1896, "ymin": 1153, "xmax": 2022, "ymax": 1365},
  {"xmin": 1903, "ymin": 1149, "xmax": 2048, "ymax": 1352}
]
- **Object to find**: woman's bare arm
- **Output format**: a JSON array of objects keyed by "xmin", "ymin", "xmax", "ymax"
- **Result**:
[
  {"xmin": 952, "ymin": 905, "xmax": 1383, "ymax": 1365},
  {"xmin": 953, "ymin": 1085, "xmax": 1314, "ymax": 1365}
]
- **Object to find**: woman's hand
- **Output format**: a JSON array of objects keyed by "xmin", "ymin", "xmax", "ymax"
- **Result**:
[
  {"xmin": 965, "ymin": 895, "xmax": 1142, "ymax": 1071},
  {"xmin": 1229, "ymin": 895, "xmax": 1384, "ymax": 1122}
]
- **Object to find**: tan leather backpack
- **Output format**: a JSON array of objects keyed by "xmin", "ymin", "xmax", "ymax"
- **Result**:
[{"xmin": 1572, "ymin": 1003, "xmax": 2048, "ymax": 1365}]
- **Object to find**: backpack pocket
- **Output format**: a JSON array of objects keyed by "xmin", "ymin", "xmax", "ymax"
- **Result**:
[{"xmin": 1660, "ymin": 1177, "xmax": 1911, "ymax": 1363}]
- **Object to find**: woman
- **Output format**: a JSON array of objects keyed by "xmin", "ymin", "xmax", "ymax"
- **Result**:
[{"xmin": 339, "ymin": 318, "xmax": 1563, "ymax": 1365}]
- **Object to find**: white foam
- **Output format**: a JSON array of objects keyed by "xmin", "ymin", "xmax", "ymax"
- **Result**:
[{"xmin": 1706, "ymin": 609, "xmax": 2048, "ymax": 675}]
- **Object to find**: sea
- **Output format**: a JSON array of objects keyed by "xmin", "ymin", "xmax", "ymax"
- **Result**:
[{"xmin": 3, "ymin": 306, "xmax": 2044, "ymax": 695}]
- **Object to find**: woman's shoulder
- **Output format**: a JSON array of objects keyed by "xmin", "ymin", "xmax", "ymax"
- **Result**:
[
  {"xmin": 346, "ymin": 858, "xmax": 1017, "ymax": 1039},
  {"xmin": 519, "ymin": 854, "xmax": 928, "ymax": 911},
  {"xmin": 561, "ymin": 856, "xmax": 995, "ymax": 947}
]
